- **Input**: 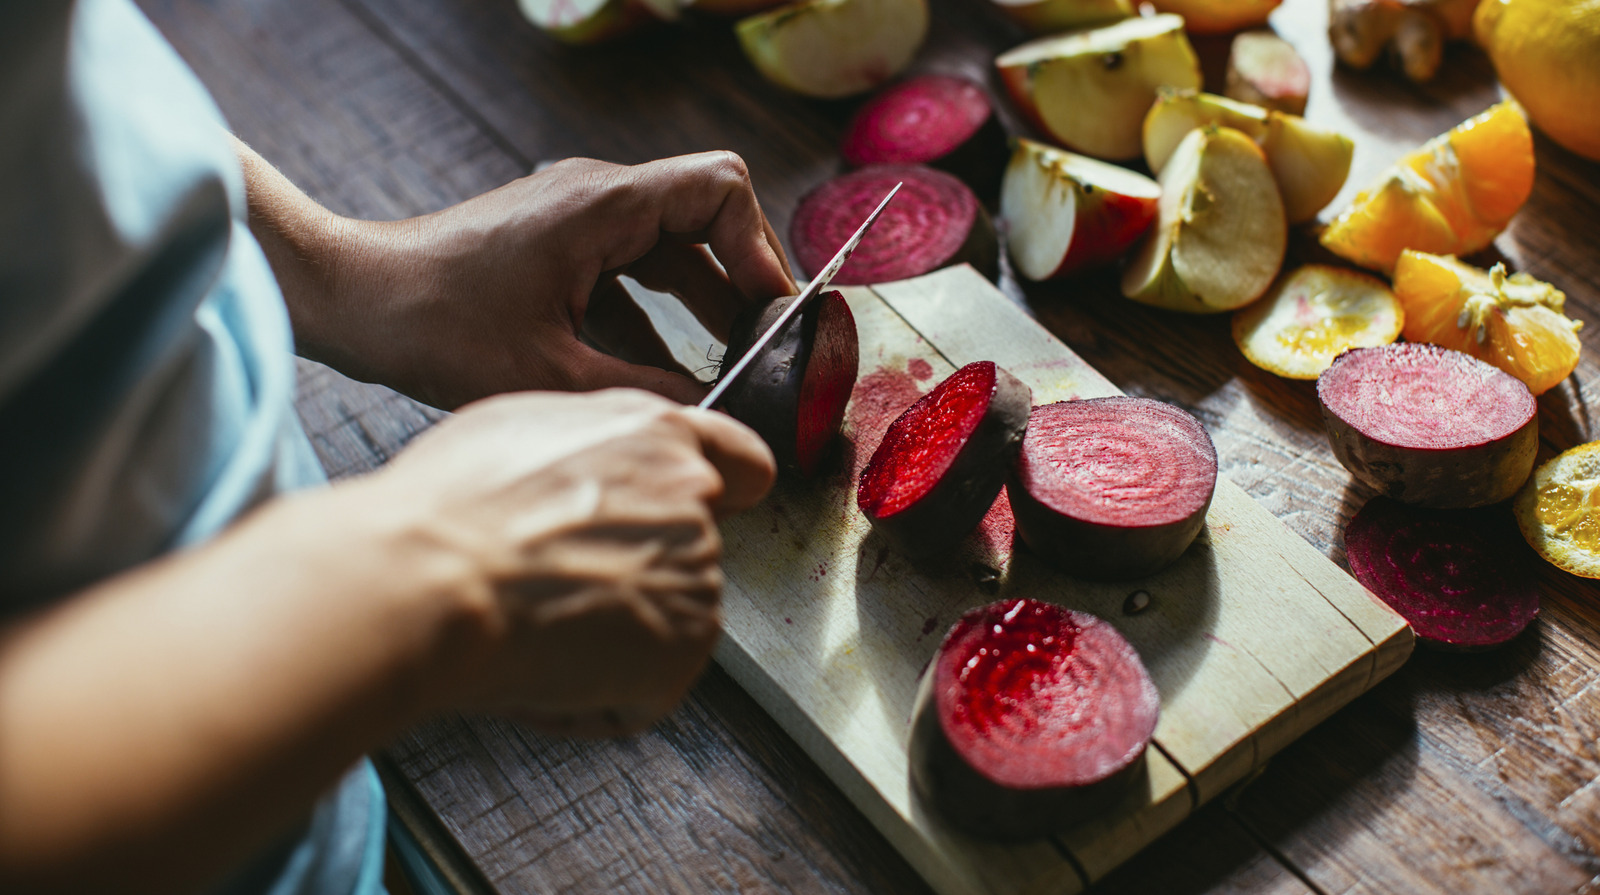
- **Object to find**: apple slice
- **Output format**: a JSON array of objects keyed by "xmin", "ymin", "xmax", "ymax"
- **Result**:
[
  {"xmin": 1225, "ymin": 30, "xmax": 1310, "ymax": 116},
  {"xmin": 1143, "ymin": 89, "xmax": 1352, "ymax": 224},
  {"xmin": 988, "ymin": 0, "xmax": 1132, "ymax": 34},
  {"xmin": 996, "ymin": 15, "xmax": 1201, "ymax": 161},
  {"xmin": 517, "ymin": 0, "xmax": 679, "ymax": 43},
  {"xmin": 737, "ymin": 0, "xmax": 929, "ymax": 99},
  {"xmin": 1001, "ymin": 138, "xmax": 1161, "ymax": 280},
  {"xmin": 1121, "ymin": 126, "xmax": 1287, "ymax": 314}
]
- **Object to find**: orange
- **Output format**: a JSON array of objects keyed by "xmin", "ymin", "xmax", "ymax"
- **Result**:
[
  {"xmin": 1476, "ymin": 0, "xmax": 1600, "ymax": 162},
  {"xmin": 1319, "ymin": 102, "xmax": 1534, "ymax": 274},
  {"xmin": 1515, "ymin": 442, "xmax": 1600, "ymax": 579},
  {"xmin": 1393, "ymin": 250, "xmax": 1582, "ymax": 396},
  {"xmin": 1232, "ymin": 264, "xmax": 1403, "ymax": 380}
]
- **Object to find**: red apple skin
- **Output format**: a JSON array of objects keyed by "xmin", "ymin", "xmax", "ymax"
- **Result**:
[
  {"xmin": 997, "ymin": 66, "xmax": 1052, "ymax": 139},
  {"xmin": 1051, "ymin": 187, "xmax": 1159, "ymax": 277}
]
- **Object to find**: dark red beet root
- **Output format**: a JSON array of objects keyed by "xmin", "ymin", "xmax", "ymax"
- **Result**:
[
  {"xmin": 1009, "ymin": 398, "xmax": 1217, "ymax": 580},
  {"xmin": 1344, "ymin": 497, "xmax": 1539, "ymax": 650},
  {"xmin": 840, "ymin": 75, "xmax": 1008, "ymax": 197},
  {"xmin": 790, "ymin": 165, "xmax": 999, "ymax": 286},
  {"xmin": 1317, "ymin": 343, "xmax": 1537, "ymax": 508},
  {"xmin": 857, "ymin": 361, "xmax": 1030, "ymax": 554},
  {"xmin": 909, "ymin": 599, "xmax": 1159, "ymax": 840},
  {"xmin": 718, "ymin": 290, "xmax": 859, "ymax": 476}
]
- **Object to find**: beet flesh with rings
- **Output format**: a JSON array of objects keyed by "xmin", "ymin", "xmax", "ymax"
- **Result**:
[
  {"xmin": 789, "ymin": 164, "xmax": 999, "ymax": 286},
  {"xmin": 857, "ymin": 361, "xmax": 1030, "ymax": 554},
  {"xmin": 1344, "ymin": 497, "xmax": 1539, "ymax": 650},
  {"xmin": 839, "ymin": 74, "xmax": 1009, "ymax": 197},
  {"xmin": 1008, "ymin": 397, "xmax": 1217, "ymax": 580},
  {"xmin": 716, "ymin": 290, "xmax": 859, "ymax": 476},
  {"xmin": 909, "ymin": 598, "xmax": 1160, "ymax": 840},
  {"xmin": 1316, "ymin": 342, "xmax": 1537, "ymax": 508}
]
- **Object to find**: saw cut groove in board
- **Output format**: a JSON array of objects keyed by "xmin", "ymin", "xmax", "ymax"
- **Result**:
[{"xmin": 714, "ymin": 266, "xmax": 1412, "ymax": 895}]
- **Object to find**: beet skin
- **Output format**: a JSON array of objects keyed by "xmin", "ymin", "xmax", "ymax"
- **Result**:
[{"xmin": 909, "ymin": 599, "xmax": 1159, "ymax": 840}]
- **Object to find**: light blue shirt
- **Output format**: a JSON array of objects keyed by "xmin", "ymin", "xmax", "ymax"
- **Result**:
[{"xmin": 0, "ymin": 0, "xmax": 385, "ymax": 891}]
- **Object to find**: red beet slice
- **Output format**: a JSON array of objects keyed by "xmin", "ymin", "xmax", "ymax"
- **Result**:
[
  {"xmin": 1009, "ymin": 397, "xmax": 1217, "ymax": 580},
  {"xmin": 840, "ymin": 75, "xmax": 1008, "ymax": 196},
  {"xmin": 857, "ymin": 361, "xmax": 1030, "ymax": 553},
  {"xmin": 1317, "ymin": 343, "xmax": 1537, "ymax": 508},
  {"xmin": 718, "ymin": 290, "xmax": 859, "ymax": 476},
  {"xmin": 909, "ymin": 599, "xmax": 1159, "ymax": 840},
  {"xmin": 1344, "ymin": 497, "xmax": 1539, "ymax": 650},
  {"xmin": 790, "ymin": 165, "xmax": 999, "ymax": 286}
]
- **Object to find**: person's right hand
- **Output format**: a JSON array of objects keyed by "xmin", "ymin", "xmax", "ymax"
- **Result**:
[{"xmin": 356, "ymin": 388, "xmax": 775, "ymax": 735}]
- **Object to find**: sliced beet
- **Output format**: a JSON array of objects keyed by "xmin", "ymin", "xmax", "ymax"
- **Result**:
[
  {"xmin": 840, "ymin": 75, "xmax": 1008, "ymax": 197},
  {"xmin": 857, "ymin": 361, "xmax": 1030, "ymax": 553},
  {"xmin": 790, "ymin": 164, "xmax": 999, "ymax": 286},
  {"xmin": 717, "ymin": 290, "xmax": 859, "ymax": 476},
  {"xmin": 1009, "ymin": 397, "xmax": 1217, "ymax": 580},
  {"xmin": 909, "ymin": 599, "xmax": 1159, "ymax": 840},
  {"xmin": 1317, "ymin": 343, "xmax": 1537, "ymax": 508},
  {"xmin": 1344, "ymin": 497, "xmax": 1539, "ymax": 650}
]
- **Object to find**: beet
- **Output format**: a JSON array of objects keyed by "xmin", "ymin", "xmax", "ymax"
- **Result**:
[
  {"xmin": 909, "ymin": 599, "xmax": 1159, "ymax": 840},
  {"xmin": 717, "ymin": 290, "xmax": 859, "ymax": 476},
  {"xmin": 1344, "ymin": 497, "xmax": 1539, "ymax": 650},
  {"xmin": 857, "ymin": 361, "xmax": 1030, "ymax": 553},
  {"xmin": 839, "ymin": 75, "xmax": 1008, "ymax": 197},
  {"xmin": 790, "ymin": 165, "xmax": 999, "ymax": 286},
  {"xmin": 1317, "ymin": 343, "xmax": 1537, "ymax": 508},
  {"xmin": 1008, "ymin": 398, "xmax": 1217, "ymax": 580}
]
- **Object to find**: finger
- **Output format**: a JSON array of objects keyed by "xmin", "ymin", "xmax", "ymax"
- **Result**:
[
  {"xmin": 758, "ymin": 203, "xmax": 796, "ymax": 287},
  {"xmin": 582, "ymin": 277, "xmax": 702, "ymax": 379},
  {"xmin": 625, "ymin": 241, "xmax": 751, "ymax": 342},
  {"xmin": 676, "ymin": 406, "xmax": 776, "ymax": 517},
  {"xmin": 565, "ymin": 343, "xmax": 709, "ymax": 405}
]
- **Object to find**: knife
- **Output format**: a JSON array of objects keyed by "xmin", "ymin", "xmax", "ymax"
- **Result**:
[{"xmin": 698, "ymin": 182, "xmax": 902, "ymax": 410}]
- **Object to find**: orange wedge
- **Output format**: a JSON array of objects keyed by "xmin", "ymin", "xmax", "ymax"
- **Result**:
[
  {"xmin": 1320, "ymin": 102, "xmax": 1534, "ymax": 274},
  {"xmin": 1393, "ymin": 250, "xmax": 1582, "ymax": 396},
  {"xmin": 1515, "ymin": 442, "xmax": 1600, "ymax": 579},
  {"xmin": 1232, "ymin": 264, "xmax": 1403, "ymax": 380}
]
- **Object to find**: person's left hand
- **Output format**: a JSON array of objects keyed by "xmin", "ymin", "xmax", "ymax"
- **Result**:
[{"xmin": 242, "ymin": 146, "xmax": 796, "ymax": 409}]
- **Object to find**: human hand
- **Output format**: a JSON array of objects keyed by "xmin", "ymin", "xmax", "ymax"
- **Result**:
[{"xmin": 247, "ymin": 145, "xmax": 796, "ymax": 410}]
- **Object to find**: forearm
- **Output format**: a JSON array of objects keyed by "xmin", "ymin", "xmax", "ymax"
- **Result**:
[{"xmin": 0, "ymin": 481, "xmax": 486, "ymax": 894}]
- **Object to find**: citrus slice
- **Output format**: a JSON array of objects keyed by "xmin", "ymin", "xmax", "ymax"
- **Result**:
[
  {"xmin": 1393, "ymin": 250, "xmax": 1582, "ymax": 396},
  {"xmin": 1231, "ymin": 264, "xmax": 1403, "ymax": 379},
  {"xmin": 1320, "ymin": 102, "xmax": 1534, "ymax": 274},
  {"xmin": 1515, "ymin": 442, "xmax": 1600, "ymax": 579}
]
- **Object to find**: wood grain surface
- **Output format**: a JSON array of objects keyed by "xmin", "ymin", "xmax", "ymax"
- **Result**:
[{"xmin": 136, "ymin": 0, "xmax": 1600, "ymax": 891}]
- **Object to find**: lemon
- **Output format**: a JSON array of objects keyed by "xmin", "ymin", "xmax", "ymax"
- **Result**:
[
  {"xmin": 1515, "ymin": 442, "xmax": 1600, "ymax": 579},
  {"xmin": 1475, "ymin": 0, "xmax": 1600, "ymax": 162}
]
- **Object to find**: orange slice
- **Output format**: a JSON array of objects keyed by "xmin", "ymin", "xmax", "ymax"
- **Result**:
[
  {"xmin": 1393, "ymin": 250, "xmax": 1582, "ymax": 396},
  {"xmin": 1320, "ymin": 102, "xmax": 1534, "ymax": 274},
  {"xmin": 1232, "ymin": 264, "xmax": 1403, "ymax": 380},
  {"xmin": 1515, "ymin": 442, "xmax": 1600, "ymax": 579}
]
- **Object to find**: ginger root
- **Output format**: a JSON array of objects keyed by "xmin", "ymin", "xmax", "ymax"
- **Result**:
[{"xmin": 1328, "ymin": 0, "xmax": 1479, "ymax": 83}]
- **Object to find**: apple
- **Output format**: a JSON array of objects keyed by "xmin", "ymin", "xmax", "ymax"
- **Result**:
[
  {"xmin": 1121, "ymin": 126, "xmax": 1287, "ymax": 314},
  {"xmin": 1143, "ymin": 89, "xmax": 1352, "ymax": 224},
  {"xmin": 1001, "ymin": 138, "xmax": 1161, "ymax": 280},
  {"xmin": 1225, "ymin": 30, "xmax": 1309, "ymax": 116},
  {"xmin": 737, "ymin": 0, "xmax": 929, "ymax": 99},
  {"xmin": 1147, "ymin": 0, "xmax": 1283, "ymax": 35},
  {"xmin": 517, "ymin": 0, "xmax": 679, "ymax": 43},
  {"xmin": 996, "ymin": 14, "xmax": 1201, "ymax": 161},
  {"xmin": 988, "ymin": 0, "xmax": 1132, "ymax": 34}
]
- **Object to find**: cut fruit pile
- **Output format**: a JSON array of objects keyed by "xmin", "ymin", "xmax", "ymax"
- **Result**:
[
  {"xmin": 1233, "ymin": 264, "xmax": 1403, "ymax": 380},
  {"xmin": 1515, "ymin": 442, "xmax": 1600, "ymax": 580}
]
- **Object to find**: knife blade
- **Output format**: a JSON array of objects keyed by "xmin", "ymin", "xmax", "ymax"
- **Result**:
[{"xmin": 698, "ymin": 182, "xmax": 901, "ymax": 410}]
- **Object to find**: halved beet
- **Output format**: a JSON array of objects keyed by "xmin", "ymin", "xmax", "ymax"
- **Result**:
[
  {"xmin": 1317, "ymin": 343, "xmax": 1537, "ymax": 508},
  {"xmin": 1009, "ymin": 397, "xmax": 1217, "ymax": 580},
  {"xmin": 717, "ymin": 290, "xmax": 859, "ymax": 476},
  {"xmin": 857, "ymin": 361, "xmax": 1030, "ymax": 553},
  {"xmin": 909, "ymin": 599, "xmax": 1159, "ymax": 840},
  {"xmin": 840, "ymin": 75, "xmax": 1008, "ymax": 197},
  {"xmin": 790, "ymin": 164, "xmax": 999, "ymax": 286},
  {"xmin": 1344, "ymin": 497, "xmax": 1539, "ymax": 650}
]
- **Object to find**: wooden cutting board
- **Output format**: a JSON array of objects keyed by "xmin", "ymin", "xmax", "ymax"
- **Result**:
[{"xmin": 711, "ymin": 264, "xmax": 1413, "ymax": 895}]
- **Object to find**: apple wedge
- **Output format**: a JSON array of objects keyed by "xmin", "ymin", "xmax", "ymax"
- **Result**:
[
  {"xmin": 737, "ymin": 0, "xmax": 929, "ymax": 99},
  {"xmin": 996, "ymin": 15, "xmax": 1201, "ymax": 161},
  {"xmin": 1122, "ymin": 126, "xmax": 1287, "ymax": 314},
  {"xmin": 1002, "ymin": 138, "xmax": 1161, "ymax": 280},
  {"xmin": 1225, "ymin": 30, "xmax": 1309, "ymax": 116},
  {"xmin": 518, "ymin": 0, "xmax": 679, "ymax": 43},
  {"xmin": 989, "ymin": 0, "xmax": 1132, "ymax": 34},
  {"xmin": 1143, "ymin": 89, "xmax": 1352, "ymax": 224}
]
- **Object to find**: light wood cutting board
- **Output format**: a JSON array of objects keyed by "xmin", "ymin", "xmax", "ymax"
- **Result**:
[{"xmin": 712, "ymin": 264, "xmax": 1413, "ymax": 895}]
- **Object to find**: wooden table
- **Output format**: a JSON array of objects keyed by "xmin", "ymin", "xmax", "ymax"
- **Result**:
[{"xmin": 140, "ymin": 0, "xmax": 1600, "ymax": 890}]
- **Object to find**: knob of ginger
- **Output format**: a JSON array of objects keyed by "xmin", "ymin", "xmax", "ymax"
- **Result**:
[{"xmin": 1329, "ymin": 0, "xmax": 1479, "ymax": 83}]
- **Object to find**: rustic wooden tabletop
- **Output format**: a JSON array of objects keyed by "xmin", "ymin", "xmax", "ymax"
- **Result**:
[{"xmin": 139, "ymin": 0, "xmax": 1600, "ymax": 890}]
